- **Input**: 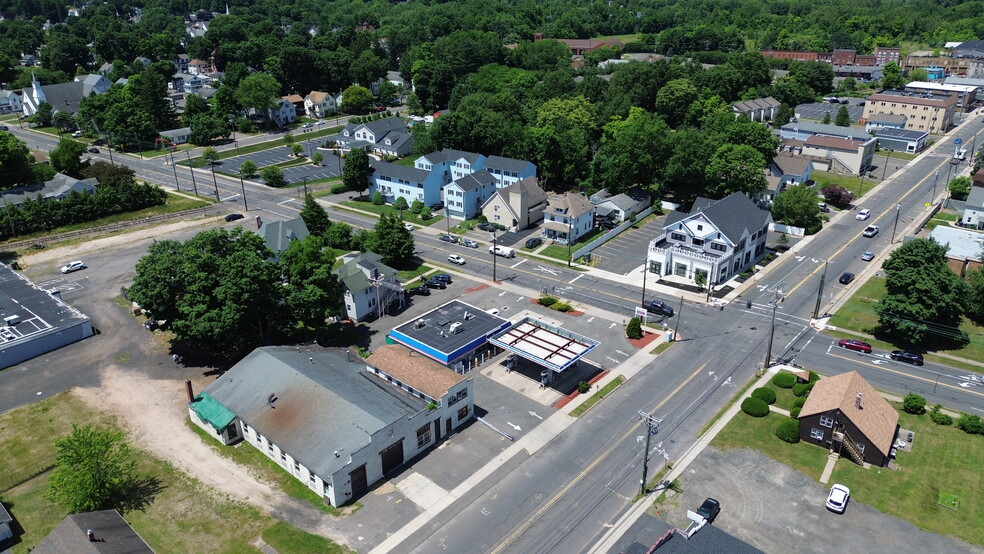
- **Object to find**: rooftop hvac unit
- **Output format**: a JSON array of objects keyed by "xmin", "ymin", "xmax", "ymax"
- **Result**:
[
  {"xmin": 414, "ymin": 319, "xmax": 426, "ymax": 329},
  {"xmin": 449, "ymin": 322, "xmax": 463, "ymax": 335}
]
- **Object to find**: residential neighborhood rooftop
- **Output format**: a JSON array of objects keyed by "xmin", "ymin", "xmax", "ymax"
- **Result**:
[
  {"xmin": 927, "ymin": 225, "xmax": 984, "ymax": 261},
  {"xmin": 33, "ymin": 509, "xmax": 153, "ymax": 553},
  {"xmin": 666, "ymin": 193, "xmax": 772, "ymax": 245},
  {"xmin": 799, "ymin": 371, "xmax": 899, "ymax": 458}
]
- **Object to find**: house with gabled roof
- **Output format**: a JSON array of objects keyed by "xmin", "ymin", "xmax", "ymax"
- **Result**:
[
  {"xmin": 444, "ymin": 169, "xmax": 498, "ymax": 219},
  {"xmin": 34, "ymin": 510, "xmax": 152, "ymax": 552},
  {"xmin": 0, "ymin": 499, "xmax": 11, "ymax": 542},
  {"xmin": 0, "ymin": 89, "xmax": 22, "ymax": 114},
  {"xmin": 2, "ymin": 173, "xmax": 99, "ymax": 206},
  {"xmin": 335, "ymin": 252, "xmax": 402, "ymax": 321},
  {"xmin": 414, "ymin": 149, "xmax": 485, "ymax": 184},
  {"xmin": 590, "ymin": 187, "xmax": 652, "ymax": 222},
  {"xmin": 732, "ymin": 97, "xmax": 781, "ymax": 122},
  {"xmin": 331, "ymin": 117, "xmax": 412, "ymax": 157},
  {"xmin": 22, "ymin": 74, "xmax": 111, "ymax": 116},
  {"xmin": 798, "ymin": 371, "xmax": 899, "ymax": 467},
  {"xmin": 483, "ymin": 155, "xmax": 537, "ymax": 188},
  {"xmin": 648, "ymin": 193, "xmax": 772, "ymax": 285},
  {"xmin": 368, "ymin": 160, "xmax": 445, "ymax": 207},
  {"xmin": 257, "ymin": 217, "xmax": 309, "ymax": 261},
  {"xmin": 481, "ymin": 176, "xmax": 547, "ymax": 230},
  {"xmin": 802, "ymin": 135, "xmax": 875, "ymax": 175},
  {"xmin": 189, "ymin": 346, "xmax": 472, "ymax": 506},
  {"xmin": 304, "ymin": 90, "xmax": 336, "ymax": 118},
  {"xmin": 541, "ymin": 193, "xmax": 596, "ymax": 245}
]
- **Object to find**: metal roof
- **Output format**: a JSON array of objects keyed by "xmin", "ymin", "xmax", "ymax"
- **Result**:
[{"xmin": 488, "ymin": 317, "xmax": 598, "ymax": 372}]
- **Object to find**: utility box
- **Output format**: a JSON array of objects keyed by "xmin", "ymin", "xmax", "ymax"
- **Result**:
[{"xmin": 3, "ymin": 315, "xmax": 20, "ymax": 326}]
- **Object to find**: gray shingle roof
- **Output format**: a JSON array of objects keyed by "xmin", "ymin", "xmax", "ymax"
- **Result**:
[
  {"xmin": 345, "ymin": 117, "xmax": 407, "ymax": 137},
  {"xmin": 335, "ymin": 252, "xmax": 398, "ymax": 294},
  {"xmin": 2, "ymin": 173, "xmax": 98, "ymax": 206},
  {"xmin": 200, "ymin": 347, "xmax": 426, "ymax": 479},
  {"xmin": 670, "ymin": 193, "xmax": 773, "ymax": 244},
  {"xmin": 450, "ymin": 169, "xmax": 496, "ymax": 192},
  {"xmin": 484, "ymin": 155, "xmax": 530, "ymax": 174},
  {"xmin": 965, "ymin": 186, "xmax": 984, "ymax": 209},
  {"xmin": 37, "ymin": 81, "xmax": 86, "ymax": 114},
  {"xmin": 872, "ymin": 128, "xmax": 929, "ymax": 140},
  {"xmin": 601, "ymin": 193, "xmax": 639, "ymax": 212},
  {"xmin": 370, "ymin": 160, "xmax": 430, "ymax": 184},
  {"xmin": 417, "ymin": 149, "xmax": 482, "ymax": 166},
  {"xmin": 610, "ymin": 513, "xmax": 764, "ymax": 554},
  {"xmin": 33, "ymin": 510, "xmax": 153, "ymax": 553},
  {"xmin": 259, "ymin": 217, "xmax": 309, "ymax": 256},
  {"xmin": 780, "ymin": 121, "xmax": 868, "ymax": 140}
]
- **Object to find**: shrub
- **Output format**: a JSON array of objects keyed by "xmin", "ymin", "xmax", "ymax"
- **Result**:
[
  {"xmin": 741, "ymin": 397, "xmax": 770, "ymax": 417},
  {"xmin": 626, "ymin": 317, "xmax": 643, "ymax": 339},
  {"xmin": 394, "ymin": 197, "xmax": 409, "ymax": 211},
  {"xmin": 578, "ymin": 381, "xmax": 591, "ymax": 394},
  {"xmin": 792, "ymin": 382, "xmax": 814, "ymax": 397},
  {"xmin": 420, "ymin": 207, "xmax": 432, "ymax": 220},
  {"xmin": 751, "ymin": 387, "xmax": 777, "ymax": 405},
  {"xmin": 411, "ymin": 200, "xmax": 423, "ymax": 214},
  {"xmin": 793, "ymin": 397, "xmax": 806, "ymax": 408},
  {"xmin": 553, "ymin": 303, "xmax": 573, "ymax": 312},
  {"xmin": 789, "ymin": 407, "xmax": 801, "ymax": 418},
  {"xmin": 538, "ymin": 296, "xmax": 558, "ymax": 307},
  {"xmin": 956, "ymin": 414, "xmax": 984, "ymax": 435},
  {"xmin": 372, "ymin": 191, "xmax": 385, "ymax": 205},
  {"xmin": 775, "ymin": 418, "xmax": 800, "ymax": 443},
  {"xmin": 478, "ymin": 215, "xmax": 488, "ymax": 223},
  {"xmin": 330, "ymin": 183, "xmax": 348, "ymax": 194},
  {"xmin": 772, "ymin": 372, "xmax": 796, "ymax": 388},
  {"xmin": 808, "ymin": 371, "xmax": 820, "ymax": 383},
  {"xmin": 930, "ymin": 410, "xmax": 953, "ymax": 426},
  {"xmin": 902, "ymin": 392, "xmax": 927, "ymax": 415}
]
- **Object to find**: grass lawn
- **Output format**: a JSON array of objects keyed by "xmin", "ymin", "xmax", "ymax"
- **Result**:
[
  {"xmin": 0, "ymin": 391, "xmax": 347, "ymax": 553},
  {"xmin": 761, "ymin": 377, "xmax": 800, "ymax": 411},
  {"xmin": 923, "ymin": 211, "xmax": 959, "ymax": 231},
  {"xmin": 263, "ymin": 521, "xmax": 350, "ymax": 554},
  {"xmin": 570, "ymin": 375, "xmax": 625, "ymax": 417},
  {"xmin": 539, "ymin": 228, "xmax": 604, "ymax": 262},
  {"xmin": 339, "ymin": 200, "xmax": 443, "ymax": 227},
  {"xmin": 812, "ymin": 171, "xmax": 873, "ymax": 198},
  {"xmin": 827, "ymin": 405, "xmax": 984, "ymax": 547},
  {"xmin": 711, "ymin": 411, "xmax": 830, "ymax": 481},
  {"xmin": 396, "ymin": 260, "xmax": 432, "ymax": 282}
]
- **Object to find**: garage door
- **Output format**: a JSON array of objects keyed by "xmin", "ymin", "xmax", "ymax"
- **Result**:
[
  {"xmin": 379, "ymin": 439, "xmax": 404, "ymax": 475},
  {"xmin": 349, "ymin": 464, "xmax": 368, "ymax": 497}
]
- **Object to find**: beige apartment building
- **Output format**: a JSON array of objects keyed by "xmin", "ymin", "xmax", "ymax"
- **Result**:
[{"xmin": 862, "ymin": 90, "xmax": 958, "ymax": 134}]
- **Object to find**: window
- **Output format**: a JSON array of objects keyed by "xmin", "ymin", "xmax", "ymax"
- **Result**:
[
  {"xmin": 819, "ymin": 415, "xmax": 834, "ymax": 428},
  {"xmin": 294, "ymin": 461, "xmax": 300, "ymax": 472},
  {"xmin": 674, "ymin": 263, "xmax": 687, "ymax": 277},
  {"xmin": 281, "ymin": 452, "xmax": 287, "ymax": 462},
  {"xmin": 692, "ymin": 239, "xmax": 704, "ymax": 247},
  {"xmin": 710, "ymin": 242, "xmax": 727, "ymax": 252},
  {"xmin": 810, "ymin": 428, "xmax": 824, "ymax": 440},
  {"xmin": 670, "ymin": 232, "xmax": 686, "ymax": 242},
  {"xmin": 856, "ymin": 442, "xmax": 865, "ymax": 453},
  {"xmin": 448, "ymin": 388, "xmax": 468, "ymax": 407},
  {"xmin": 268, "ymin": 443, "xmax": 274, "ymax": 454},
  {"xmin": 458, "ymin": 405, "xmax": 469, "ymax": 420},
  {"xmin": 242, "ymin": 423, "xmax": 249, "ymax": 433},
  {"xmin": 416, "ymin": 424, "xmax": 432, "ymax": 448},
  {"xmin": 696, "ymin": 224, "xmax": 703, "ymax": 231}
]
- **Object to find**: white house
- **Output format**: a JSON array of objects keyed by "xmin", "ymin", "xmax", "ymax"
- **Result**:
[
  {"xmin": 331, "ymin": 118, "xmax": 413, "ymax": 157},
  {"xmin": 335, "ymin": 252, "xmax": 402, "ymax": 321},
  {"xmin": 258, "ymin": 217, "xmax": 309, "ymax": 261},
  {"xmin": 0, "ymin": 90, "xmax": 23, "ymax": 114},
  {"xmin": 962, "ymin": 186, "xmax": 984, "ymax": 229},
  {"xmin": 647, "ymin": 193, "xmax": 773, "ymax": 285},
  {"xmin": 590, "ymin": 188, "xmax": 652, "ymax": 222},
  {"xmin": 368, "ymin": 161, "xmax": 445, "ymax": 207},
  {"xmin": 444, "ymin": 170, "xmax": 498, "ymax": 219},
  {"xmin": 481, "ymin": 176, "xmax": 547, "ymax": 230},
  {"xmin": 303, "ymin": 90, "xmax": 336, "ymax": 118},
  {"xmin": 22, "ymin": 74, "xmax": 111, "ymax": 116},
  {"xmin": 541, "ymin": 193, "xmax": 596, "ymax": 245},
  {"xmin": 189, "ymin": 346, "xmax": 473, "ymax": 507},
  {"xmin": 159, "ymin": 127, "xmax": 191, "ymax": 145},
  {"xmin": 267, "ymin": 98, "xmax": 297, "ymax": 127},
  {"xmin": 732, "ymin": 97, "xmax": 781, "ymax": 121}
]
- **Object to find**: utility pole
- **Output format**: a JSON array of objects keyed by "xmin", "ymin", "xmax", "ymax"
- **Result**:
[
  {"xmin": 491, "ymin": 229, "xmax": 498, "ymax": 282},
  {"xmin": 881, "ymin": 148, "xmax": 892, "ymax": 180},
  {"xmin": 763, "ymin": 291, "xmax": 782, "ymax": 370},
  {"xmin": 185, "ymin": 151, "xmax": 199, "ymax": 196},
  {"xmin": 813, "ymin": 260, "xmax": 828, "ymax": 320},
  {"xmin": 931, "ymin": 170, "xmax": 940, "ymax": 203},
  {"xmin": 170, "ymin": 152, "xmax": 180, "ymax": 192},
  {"xmin": 857, "ymin": 170, "xmax": 866, "ymax": 199},
  {"xmin": 567, "ymin": 215, "xmax": 573, "ymax": 267},
  {"xmin": 638, "ymin": 410, "xmax": 663, "ymax": 497},
  {"xmin": 239, "ymin": 174, "xmax": 249, "ymax": 211},
  {"xmin": 209, "ymin": 163, "xmax": 221, "ymax": 202},
  {"xmin": 672, "ymin": 295, "xmax": 683, "ymax": 341},
  {"xmin": 890, "ymin": 202, "xmax": 902, "ymax": 243},
  {"xmin": 640, "ymin": 262, "xmax": 649, "ymax": 307}
]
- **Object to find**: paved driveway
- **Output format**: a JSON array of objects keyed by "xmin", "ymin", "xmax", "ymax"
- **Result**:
[
  {"xmin": 672, "ymin": 448, "xmax": 980, "ymax": 554},
  {"xmin": 591, "ymin": 215, "xmax": 666, "ymax": 276}
]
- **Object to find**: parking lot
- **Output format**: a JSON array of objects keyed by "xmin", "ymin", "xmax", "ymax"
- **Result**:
[
  {"xmin": 671, "ymin": 448, "xmax": 978, "ymax": 553},
  {"xmin": 795, "ymin": 98, "xmax": 866, "ymax": 122},
  {"xmin": 218, "ymin": 143, "xmax": 344, "ymax": 183},
  {"xmin": 591, "ymin": 214, "xmax": 667, "ymax": 275}
]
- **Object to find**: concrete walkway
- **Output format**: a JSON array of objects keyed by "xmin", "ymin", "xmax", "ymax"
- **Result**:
[{"xmin": 819, "ymin": 452, "xmax": 839, "ymax": 484}]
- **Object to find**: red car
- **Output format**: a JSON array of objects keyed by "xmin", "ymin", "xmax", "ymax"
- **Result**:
[{"xmin": 839, "ymin": 339, "xmax": 872, "ymax": 353}]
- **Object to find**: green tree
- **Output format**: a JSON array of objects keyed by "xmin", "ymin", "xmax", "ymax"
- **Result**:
[
  {"xmin": 291, "ymin": 144, "xmax": 304, "ymax": 157},
  {"xmin": 966, "ymin": 267, "xmax": 984, "ymax": 324},
  {"xmin": 881, "ymin": 62, "xmax": 905, "ymax": 89},
  {"xmin": 182, "ymin": 93, "xmax": 211, "ymax": 125},
  {"xmin": 40, "ymin": 32, "xmax": 90, "ymax": 75},
  {"xmin": 299, "ymin": 194, "xmax": 332, "ymax": 237},
  {"xmin": 343, "ymin": 148, "xmax": 370, "ymax": 196},
  {"xmin": 902, "ymin": 393, "xmax": 927, "ymax": 415},
  {"xmin": 771, "ymin": 184, "xmax": 822, "ymax": 234},
  {"xmin": 49, "ymin": 138, "xmax": 89, "ymax": 178},
  {"xmin": 394, "ymin": 196, "xmax": 409, "ymax": 214},
  {"xmin": 626, "ymin": 317, "xmax": 643, "ymax": 339},
  {"xmin": 376, "ymin": 81, "xmax": 402, "ymax": 106},
  {"xmin": 877, "ymin": 238, "xmax": 968, "ymax": 346},
  {"xmin": 372, "ymin": 191, "xmax": 385, "ymax": 205},
  {"xmin": 46, "ymin": 425, "xmax": 139, "ymax": 513},
  {"xmin": 235, "ymin": 73, "xmax": 280, "ymax": 127},
  {"xmin": 311, "ymin": 152, "xmax": 324, "ymax": 166},
  {"xmin": 201, "ymin": 147, "xmax": 219, "ymax": 165},
  {"xmin": 591, "ymin": 107, "xmax": 670, "ymax": 194},
  {"xmin": 949, "ymin": 176, "xmax": 971, "ymax": 201},
  {"xmin": 324, "ymin": 221, "xmax": 353, "ymax": 250},
  {"xmin": 821, "ymin": 111, "xmax": 832, "ymax": 125},
  {"xmin": 373, "ymin": 213, "xmax": 415, "ymax": 268},
  {"xmin": 341, "ymin": 85, "xmax": 375, "ymax": 114},
  {"xmin": 835, "ymin": 105, "xmax": 851, "ymax": 127},
  {"xmin": 283, "ymin": 131, "xmax": 294, "ymax": 147},
  {"xmin": 654, "ymin": 78, "xmax": 698, "ymax": 128},
  {"xmin": 0, "ymin": 132, "xmax": 39, "ymax": 186},
  {"xmin": 189, "ymin": 114, "xmax": 230, "ymax": 145},
  {"xmin": 51, "ymin": 111, "xmax": 76, "ymax": 134},
  {"xmin": 705, "ymin": 144, "xmax": 769, "ymax": 198},
  {"xmin": 350, "ymin": 50, "xmax": 388, "ymax": 88},
  {"xmin": 279, "ymin": 235, "xmax": 344, "ymax": 327},
  {"xmin": 239, "ymin": 159, "xmax": 257, "ymax": 178},
  {"xmin": 30, "ymin": 102, "xmax": 54, "ymax": 127},
  {"xmin": 260, "ymin": 166, "xmax": 285, "ymax": 186},
  {"xmin": 788, "ymin": 61, "xmax": 833, "ymax": 94},
  {"xmin": 773, "ymin": 104, "xmax": 794, "ymax": 127}
]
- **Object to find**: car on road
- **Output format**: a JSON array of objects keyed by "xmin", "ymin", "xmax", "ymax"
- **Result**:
[
  {"xmin": 460, "ymin": 238, "xmax": 478, "ymax": 248},
  {"xmin": 424, "ymin": 278, "xmax": 446, "ymax": 289},
  {"xmin": 448, "ymin": 254, "xmax": 466, "ymax": 265},
  {"xmin": 60, "ymin": 260, "xmax": 86, "ymax": 274},
  {"xmin": 838, "ymin": 338, "xmax": 872, "ymax": 353},
  {"xmin": 224, "ymin": 213, "xmax": 245, "ymax": 222},
  {"xmin": 525, "ymin": 237, "xmax": 543, "ymax": 249},
  {"xmin": 477, "ymin": 221, "xmax": 496, "ymax": 232},
  {"xmin": 432, "ymin": 273, "xmax": 452, "ymax": 284},
  {"xmin": 0, "ymin": 125, "xmax": 8, "ymax": 131},
  {"xmin": 643, "ymin": 299, "xmax": 674, "ymax": 317},
  {"xmin": 840, "ymin": 99, "xmax": 849, "ymax": 104},
  {"xmin": 439, "ymin": 234, "xmax": 457, "ymax": 243},
  {"xmin": 71, "ymin": 130, "xmax": 84, "ymax": 137},
  {"xmin": 856, "ymin": 209, "xmax": 871, "ymax": 220},
  {"xmin": 302, "ymin": 122, "xmax": 313, "ymax": 128},
  {"xmin": 696, "ymin": 498, "xmax": 721, "ymax": 523},
  {"xmin": 826, "ymin": 484, "xmax": 850, "ymax": 513},
  {"xmin": 404, "ymin": 223, "xmax": 415, "ymax": 231},
  {"xmin": 838, "ymin": 272, "xmax": 855, "ymax": 285},
  {"xmin": 409, "ymin": 286, "xmax": 430, "ymax": 296},
  {"xmin": 860, "ymin": 251, "xmax": 875, "ymax": 262},
  {"xmin": 891, "ymin": 350, "xmax": 924, "ymax": 366},
  {"xmin": 863, "ymin": 225, "xmax": 879, "ymax": 237},
  {"xmin": 87, "ymin": 147, "xmax": 99, "ymax": 154}
]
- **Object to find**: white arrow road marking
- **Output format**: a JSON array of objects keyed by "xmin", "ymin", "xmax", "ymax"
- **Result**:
[
  {"xmin": 587, "ymin": 316, "xmax": 595, "ymax": 322},
  {"xmin": 609, "ymin": 322, "xmax": 616, "ymax": 329},
  {"xmin": 959, "ymin": 382, "xmax": 974, "ymax": 388},
  {"xmin": 534, "ymin": 266, "xmax": 559, "ymax": 276},
  {"xmin": 616, "ymin": 350, "xmax": 628, "ymax": 357},
  {"xmin": 499, "ymin": 291, "xmax": 507, "ymax": 296},
  {"xmin": 507, "ymin": 422, "xmax": 521, "ymax": 431},
  {"xmin": 607, "ymin": 356, "xmax": 619, "ymax": 363},
  {"xmin": 529, "ymin": 411, "xmax": 542, "ymax": 419}
]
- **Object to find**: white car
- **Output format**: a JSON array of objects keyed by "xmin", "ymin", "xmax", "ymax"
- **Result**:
[
  {"xmin": 60, "ymin": 260, "xmax": 86, "ymax": 274},
  {"xmin": 826, "ymin": 484, "xmax": 850, "ymax": 513},
  {"xmin": 404, "ymin": 223, "xmax": 414, "ymax": 231},
  {"xmin": 863, "ymin": 225, "xmax": 879, "ymax": 237},
  {"xmin": 856, "ymin": 209, "xmax": 871, "ymax": 220},
  {"xmin": 71, "ymin": 130, "xmax": 83, "ymax": 137},
  {"xmin": 448, "ymin": 254, "xmax": 466, "ymax": 265}
]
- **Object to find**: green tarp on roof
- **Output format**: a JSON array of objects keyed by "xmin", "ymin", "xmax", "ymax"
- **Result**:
[{"xmin": 191, "ymin": 393, "xmax": 236, "ymax": 431}]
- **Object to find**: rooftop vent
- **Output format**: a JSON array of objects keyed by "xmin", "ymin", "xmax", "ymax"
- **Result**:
[
  {"xmin": 855, "ymin": 392, "xmax": 863, "ymax": 409},
  {"xmin": 414, "ymin": 319, "xmax": 426, "ymax": 329},
  {"xmin": 449, "ymin": 322, "xmax": 463, "ymax": 334},
  {"xmin": 463, "ymin": 311, "xmax": 475, "ymax": 320}
]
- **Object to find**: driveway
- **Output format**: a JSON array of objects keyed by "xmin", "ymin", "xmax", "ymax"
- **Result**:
[
  {"xmin": 672, "ymin": 447, "xmax": 980, "ymax": 554},
  {"xmin": 591, "ymin": 215, "xmax": 666, "ymax": 276}
]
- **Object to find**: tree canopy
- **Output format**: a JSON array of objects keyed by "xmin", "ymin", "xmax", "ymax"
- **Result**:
[
  {"xmin": 343, "ymin": 148, "xmax": 370, "ymax": 195},
  {"xmin": 771, "ymin": 184, "xmax": 822, "ymax": 234},
  {"xmin": 46, "ymin": 425, "xmax": 141, "ymax": 513}
]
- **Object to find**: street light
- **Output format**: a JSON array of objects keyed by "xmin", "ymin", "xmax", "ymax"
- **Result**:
[
  {"xmin": 813, "ymin": 260, "xmax": 829, "ymax": 320},
  {"xmin": 890, "ymin": 202, "xmax": 902, "ymax": 243}
]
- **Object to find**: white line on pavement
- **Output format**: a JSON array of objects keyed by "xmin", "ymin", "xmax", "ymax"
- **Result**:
[
  {"xmin": 569, "ymin": 274, "xmax": 583, "ymax": 284},
  {"xmin": 511, "ymin": 259, "xmax": 527, "ymax": 268}
]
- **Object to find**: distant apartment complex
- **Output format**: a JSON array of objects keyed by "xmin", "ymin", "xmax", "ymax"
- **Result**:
[{"xmin": 862, "ymin": 89, "xmax": 958, "ymax": 134}]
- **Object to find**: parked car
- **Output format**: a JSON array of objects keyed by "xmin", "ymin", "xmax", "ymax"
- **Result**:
[
  {"xmin": 0, "ymin": 125, "xmax": 8, "ymax": 131},
  {"xmin": 439, "ymin": 234, "xmax": 457, "ymax": 243},
  {"xmin": 60, "ymin": 260, "xmax": 86, "ymax": 274},
  {"xmin": 840, "ymin": 99, "xmax": 849, "ymax": 104},
  {"xmin": 404, "ymin": 223, "xmax": 415, "ymax": 231},
  {"xmin": 643, "ymin": 299, "xmax": 674, "ymax": 317},
  {"xmin": 225, "ymin": 213, "xmax": 245, "ymax": 222},
  {"xmin": 863, "ymin": 225, "xmax": 879, "ymax": 237},
  {"xmin": 461, "ymin": 238, "xmax": 479, "ymax": 248},
  {"xmin": 891, "ymin": 350, "xmax": 924, "ymax": 366},
  {"xmin": 860, "ymin": 251, "xmax": 875, "ymax": 262},
  {"xmin": 71, "ymin": 130, "xmax": 83, "ymax": 137},
  {"xmin": 600, "ymin": 219, "xmax": 620, "ymax": 230},
  {"xmin": 838, "ymin": 338, "xmax": 872, "ymax": 353},
  {"xmin": 448, "ymin": 254, "xmax": 466, "ymax": 265},
  {"xmin": 87, "ymin": 147, "xmax": 99, "ymax": 154},
  {"xmin": 838, "ymin": 272, "xmax": 855, "ymax": 285},
  {"xmin": 489, "ymin": 245, "xmax": 515, "ymax": 258},
  {"xmin": 826, "ymin": 484, "xmax": 850, "ymax": 513},
  {"xmin": 424, "ymin": 278, "xmax": 446, "ymax": 289},
  {"xmin": 302, "ymin": 122, "xmax": 314, "ymax": 128},
  {"xmin": 696, "ymin": 498, "xmax": 721, "ymax": 523},
  {"xmin": 818, "ymin": 202, "xmax": 830, "ymax": 213},
  {"xmin": 409, "ymin": 286, "xmax": 430, "ymax": 296},
  {"xmin": 477, "ymin": 221, "xmax": 496, "ymax": 232},
  {"xmin": 525, "ymin": 237, "xmax": 543, "ymax": 249},
  {"xmin": 856, "ymin": 209, "xmax": 871, "ymax": 220},
  {"xmin": 828, "ymin": 97, "xmax": 840, "ymax": 103},
  {"xmin": 432, "ymin": 273, "xmax": 453, "ymax": 284}
]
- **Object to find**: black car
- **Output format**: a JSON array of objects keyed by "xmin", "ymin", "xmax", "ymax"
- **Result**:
[
  {"xmin": 890, "ymin": 350, "xmax": 924, "ymax": 366},
  {"xmin": 439, "ymin": 234, "xmax": 457, "ymax": 243},
  {"xmin": 424, "ymin": 278, "xmax": 447, "ymax": 289},
  {"xmin": 409, "ymin": 286, "xmax": 430, "ymax": 296},
  {"xmin": 477, "ymin": 221, "xmax": 496, "ymax": 232},
  {"xmin": 432, "ymin": 273, "xmax": 452, "ymax": 284},
  {"xmin": 525, "ymin": 237, "xmax": 542, "ymax": 249},
  {"xmin": 838, "ymin": 272, "xmax": 855, "ymax": 285},
  {"xmin": 225, "ymin": 213, "xmax": 245, "ymax": 222},
  {"xmin": 696, "ymin": 498, "xmax": 721, "ymax": 523},
  {"xmin": 643, "ymin": 299, "xmax": 674, "ymax": 317},
  {"xmin": 87, "ymin": 147, "xmax": 100, "ymax": 153}
]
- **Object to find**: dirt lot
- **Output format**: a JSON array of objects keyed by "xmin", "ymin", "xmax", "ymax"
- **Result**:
[{"xmin": 666, "ymin": 447, "xmax": 981, "ymax": 553}]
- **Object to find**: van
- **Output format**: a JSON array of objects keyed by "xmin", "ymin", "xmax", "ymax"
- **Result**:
[
  {"xmin": 3, "ymin": 315, "xmax": 20, "ymax": 326},
  {"xmin": 489, "ymin": 245, "xmax": 515, "ymax": 258}
]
